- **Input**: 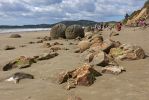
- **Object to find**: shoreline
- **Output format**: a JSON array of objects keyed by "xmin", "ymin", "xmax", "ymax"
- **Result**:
[{"xmin": 0, "ymin": 28, "xmax": 50, "ymax": 34}]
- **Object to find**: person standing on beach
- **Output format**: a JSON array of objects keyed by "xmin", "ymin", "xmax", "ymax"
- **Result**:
[{"xmin": 115, "ymin": 22, "xmax": 122, "ymax": 31}]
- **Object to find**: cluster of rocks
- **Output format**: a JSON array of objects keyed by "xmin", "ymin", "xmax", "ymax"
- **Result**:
[
  {"xmin": 57, "ymin": 63, "xmax": 126, "ymax": 90},
  {"xmin": 42, "ymin": 42, "xmax": 69, "ymax": 52},
  {"xmin": 57, "ymin": 64, "xmax": 101, "ymax": 90},
  {"xmin": 56, "ymin": 25, "xmax": 146, "ymax": 90},
  {"xmin": 76, "ymin": 33, "xmax": 145, "ymax": 64},
  {"xmin": 50, "ymin": 24, "xmax": 84, "ymax": 39},
  {"xmin": 2, "ymin": 52, "xmax": 58, "ymax": 71},
  {"xmin": 36, "ymin": 36, "xmax": 51, "ymax": 43}
]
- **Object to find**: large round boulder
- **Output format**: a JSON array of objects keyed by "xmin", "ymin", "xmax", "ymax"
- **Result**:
[
  {"xmin": 65, "ymin": 25, "xmax": 84, "ymax": 39},
  {"xmin": 50, "ymin": 23, "xmax": 66, "ymax": 39},
  {"xmin": 84, "ymin": 26, "xmax": 92, "ymax": 32},
  {"xmin": 78, "ymin": 40, "xmax": 91, "ymax": 52}
]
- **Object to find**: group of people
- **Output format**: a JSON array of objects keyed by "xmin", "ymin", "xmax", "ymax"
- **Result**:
[
  {"xmin": 136, "ymin": 18, "xmax": 147, "ymax": 27},
  {"xmin": 94, "ymin": 22, "xmax": 122, "ymax": 32},
  {"xmin": 94, "ymin": 23, "xmax": 109, "ymax": 31}
]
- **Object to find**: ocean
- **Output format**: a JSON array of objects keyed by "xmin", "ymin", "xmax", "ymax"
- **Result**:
[{"xmin": 0, "ymin": 28, "xmax": 51, "ymax": 33}]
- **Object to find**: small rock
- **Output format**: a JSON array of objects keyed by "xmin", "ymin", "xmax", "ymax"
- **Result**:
[
  {"xmin": 50, "ymin": 47, "xmax": 62, "ymax": 52},
  {"xmin": 19, "ymin": 45, "xmax": 26, "ymax": 47},
  {"xmin": 4, "ymin": 45, "xmax": 15, "ymax": 50},
  {"xmin": 74, "ymin": 48, "xmax": 81, "ymax": 53},
  {"xmin": 28, "ymin": 41, "xmax": 35, "ymax": 44},
  {"xmin": 35, "ymin": 52, "xmax": 59, "ymax": 61},
  {"xmin": 10, "ymin": 34, "xmax": 21, "ymax": 38},
  {"xmin": 101, "ymin": 66, "xmax": 126, "ymax": 75}
]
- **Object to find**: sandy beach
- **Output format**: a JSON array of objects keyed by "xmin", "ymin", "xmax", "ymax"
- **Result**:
[{"xmin": 0, "ymin": 27, "xmax": 148, "ymax": 100}]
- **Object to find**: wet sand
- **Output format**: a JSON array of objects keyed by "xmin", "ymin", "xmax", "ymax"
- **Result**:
[{"xmin": 0, "ymin": 27, "xmax": 149, "ymax": 100}]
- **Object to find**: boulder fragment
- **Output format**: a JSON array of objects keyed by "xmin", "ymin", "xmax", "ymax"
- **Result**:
[
  {"xmin": 3, "ymin": 56, "xmax": 36, "ymax": 71},
  {"xmin": 101, "ymin": 65, "xmax": 126, "ymax": 75},
  {"xmin": 35, "ymin": 52, "xmax": 59, "ymax": 61},
  {"xmin": 92, "ymin": 50, "xmax": 109, "ymax": 66},
  {"xmin": 4, "ymin": 45, "xmax": 15, "ymax": 50}
]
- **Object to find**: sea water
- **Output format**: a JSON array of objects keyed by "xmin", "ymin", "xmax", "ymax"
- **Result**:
[{"xmin": 0, "ymin": 28, "xmax": 51, "ymax": 33}]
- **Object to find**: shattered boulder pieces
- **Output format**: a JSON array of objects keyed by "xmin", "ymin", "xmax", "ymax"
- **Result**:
[
  {"xmin": 109, "ymin": 44, "xmax": 145, "ymax": 60},
  {"xmin": 58, "ymin": 64, "xmax": 101, "ymax": 90},
  {"xmin": 4, "ymin": 45, "xmax": 16, "ymax": 50},
  {"xmin": 90, "ymin": 39, "xmax": 114, "ymax": 53},
  {"xmin": 66, "ymin": 79, "xmax": 76, "ymax": 90},
  {"xmin": 5, "ymin": 72, "xmax": 34, "ymax": 84},
  {"xmin": 2, "ymin": 52, "xmax": 59, "ymax": 71},
  {"xmin": 35, "ymin": 52, "xmax": 59, "ymax": 61},
  {"xmin": 101, "ymin": 66, "xmax": 126, "ymax": 75},
  {"xmin": 109, "ymin": 48, "xmax": 124, "ymax": 58},
  {"xmin": 3, "ymin": 56, "xmax": 36, "ymax": 71},
  {"xmin": 90, "ymin": 35, "xmax": 103, "ymax": 45}
]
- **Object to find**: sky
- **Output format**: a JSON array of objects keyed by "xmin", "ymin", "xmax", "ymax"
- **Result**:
[{"xmin": 0, "ymin": 0, "xmax": 147, "ymax": 25}]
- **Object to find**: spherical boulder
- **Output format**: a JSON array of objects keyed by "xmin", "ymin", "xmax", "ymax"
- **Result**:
[
  {"xmin": 78, "ymin": 40, "xmax": 91, "ymax": 52},
  {"xmin": 50, "ymin": 23, "xmax": 66, "ymax": 39},
  {"xmin": 65, "ymin": 25, "xmax": 84, "ymax": 39}
]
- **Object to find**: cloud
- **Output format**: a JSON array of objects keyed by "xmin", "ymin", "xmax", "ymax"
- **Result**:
[{"xmin": 0, "ymin": 0, "xmax": 147, "ymax": 25}]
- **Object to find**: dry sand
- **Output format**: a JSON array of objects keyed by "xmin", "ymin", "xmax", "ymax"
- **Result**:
[{"xmin": 0, "ymin": 27, "xmax": 149, "ymax": 100}]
